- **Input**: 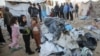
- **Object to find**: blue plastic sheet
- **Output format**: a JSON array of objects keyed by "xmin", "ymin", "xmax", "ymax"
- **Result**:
[{"xmin": 65, "ymin": 24, "xmax": 73, "ymax": 31}]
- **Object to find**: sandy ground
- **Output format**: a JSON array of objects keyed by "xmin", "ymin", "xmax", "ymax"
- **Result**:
[
  {"xmin": 0, "ymin": 29, "xmax": 39, "ymax": 56},
  {"xmin": 0, "ymin": 17, "xmax": 100, "ymax": 56},
  {"xmin": 0, "ymin": 1, "xmax": 100, "ymax": 56}
]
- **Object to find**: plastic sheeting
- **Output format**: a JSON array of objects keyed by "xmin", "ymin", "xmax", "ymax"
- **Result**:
[
  {"xmin": 6, "ymin": 2, "xmax": 30, "ymax": 16},
  {"xmin": 40, "ymin": 41, "xmax": 64, "ymax": 56},
  {"xmin": 57, "ymin": 33, "xmax": 79, "ymax": 49},
  {"xmin": 65, "ymin": 24, "xmax": 73, "ymax": 31},
  {"xmin": 81, "ymin": 47, "xmax": 93, "ymax": 56},
  {"xmin": 6, "ymin": 0, "xmax": 46, "ymax": 3},
  {"xmin": 70, "ymin": 28, "xmax": 85, "ymax": 41}
]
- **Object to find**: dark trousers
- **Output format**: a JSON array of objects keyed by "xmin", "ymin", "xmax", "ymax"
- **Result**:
[
  {"xmin": 60, "ymin": 12, "xmax": 64, "ymax": 18},
  {"xmin": 30, "ymin": 29, "xmax": 34, "ymax": 39},
  {"xmin": 39, "ymin": 12, "xmax": 42, "ymax": 22},
  {"xmin": 7, "ymin": 25, "xmax": 12, "ymax": 39},
  {"xmin": 23, "ymin": 34, "xmax": 32, "ymax": 53},
  {"xmin": 0, "ymin": 27, "xmax": 5, "ymax": 43},
  {"xmin": 67, "ymin": 12, "xmax": 69, "ymax": 20},
  {"xmin": 69, "ymin": 12, "xmax": 73, "ymax": 21},
  {"xmin": 55, "ymin": 12, "xmax": 59, "ymax": 17}
]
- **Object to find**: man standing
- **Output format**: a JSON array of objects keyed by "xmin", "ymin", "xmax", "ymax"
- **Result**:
[
  {"xmin": 63, "ymin": 3, "xmax": 69, "ymax": 20},
  {"xmin": 32, "ymin": 3, "xmax": 39, "ymax": 18},
  {"xmin": 54, "ymin": 2, "xmax": 60, "ymax": 17},
  {"xmin": 4, "ymin": 7, "xmax": 12, "ymax": 40},
  {"xmin": 60, "ymin": 3, "xmax": 64, "ymax": 18},
  {"xmin": 28, "ymin": 3, "xmax": 33, "ymax": 18},
  {"xmin": 75, "ymin": 3, "xmax": 79, "ymax": 17},
  {"xmin": 69, "ymin": 2, "xmax": 73, "ymax": 21},
  {"xmin": 37, "ymin": 3, "xmax": 42, "ymax": 22}
]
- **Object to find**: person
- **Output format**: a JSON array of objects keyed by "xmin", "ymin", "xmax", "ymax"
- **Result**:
[
  {"xmin": 32, "ymin": 3, "xmax": 39, "ymax": 18},
  {"xmin": 28, "ymin": 3, "xmax": 34, "ymax": 39},
  {"xmin": 37, "ymin": 3, "xmax": 42, "ymax": 22},
  {"xmin": 28, "ymin": 3, "xmax": 33, "ymax": 18},
  {"xmin": 69, "ymin": 2, "xmax": 73, "ymax": 21},
  {"xmin": 0, "ymin": 12, "xmax": 6, "ymax": 45},
  {"xmin": 50, "ymin": 8, "xmax": 55, "ymax": 17},
  {"xmin": 4, "ymin": 7, "xmax": 12, "ymax": 40},
  {"xmin": 20, "ymin": 15, "xmax": 34, "ymax": 55},
  {"xmin": 41, "ymin": 2, "xmax": 47, "ymax": 20},
  {"xmin": 32, "ymin": 17, "xmax": 41, "ymax": 52},
  {"xmin": 63, "ymin": 3, "xmax": 69, "ymax": 20},
  {"xmin": 75, "ymin": 3, "xmax": 79, "ymax": 17},
  {"xmin": 60, "ymin": 3, "xmax": 64, "ymax": 18},
  {"xmin": 54, "ymin": 2, "xmax": 60, "ymax": 17},
  {"xmin": 9, "ymin": 17, "xmax": 21, "ymax": 51}
]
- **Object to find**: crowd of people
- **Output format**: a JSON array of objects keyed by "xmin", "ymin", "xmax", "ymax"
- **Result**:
[
  {"xmin": 0, "ymin": 2, "xmax": 79, "ymax": 55},
  {"xmin": 51, "ymin": 2, "xmax": 79, "ymax": 21}
]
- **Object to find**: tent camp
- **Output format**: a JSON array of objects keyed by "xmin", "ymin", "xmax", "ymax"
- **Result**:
[
  {"xmin": 5, "ymin": 0, "xmax": 46, "ymax": 16},
  {"xmin": 5, "ymin": 0, "xmax": 52, "ymax": 26}
]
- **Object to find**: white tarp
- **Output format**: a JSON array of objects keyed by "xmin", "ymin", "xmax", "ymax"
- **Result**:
[
  {"xmin": 0, "ymin": 0, "xmax": 5, "ymax": 6},
  {"xmin": 6, "ymin": 0, "xmax": 46, "ymax": 3},
  {"xmin": 5, "ymin": 2, "xmax": 32, "ymax": 27},
  {"xmin": 6, "ymin": 2, "xmax": 30, "ymax": 16}
]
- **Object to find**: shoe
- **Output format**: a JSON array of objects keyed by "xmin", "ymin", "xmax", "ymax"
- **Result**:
[
  {"xmin": 26, "ymin": 51, "xmax": 35, "ymax": 55},
  {"xmin": 0, "ymin": 42, "xmax": 6, "ymax": 45},
  {"xmin": 37, "ymin": 49, "xmax": 40, "ymax": 53},
  {"xmin": 35, "ymin": 47, "xmax": 40, "ymax": 53},
  {"xmin": 10, "ymin": 47, "xmax": 23, "ymax": 53},
  {"xmin": 35, "ymin": 47, "xmax": 40, "ymax": 51}
]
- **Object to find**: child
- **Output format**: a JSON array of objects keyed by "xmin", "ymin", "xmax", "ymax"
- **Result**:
[
  {"xmin": 9, "ymin": 17, "xmax": 21, "ymax": 51},
  {"xmin": 20, "ymin": 15, "xmax": 34, "ymax": 55},
  {"xmin": 0, "ymin": 12, "xmax": 6, "ymax": 45},
  {"xmin": 32, "ymin": 17, "xmax": 41, "ymax": 52}
]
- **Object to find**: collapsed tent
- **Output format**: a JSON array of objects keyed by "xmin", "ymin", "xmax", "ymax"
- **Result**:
[{"xmin": 40, "ymin": 17, "xmax": 97, "ymax": 56}]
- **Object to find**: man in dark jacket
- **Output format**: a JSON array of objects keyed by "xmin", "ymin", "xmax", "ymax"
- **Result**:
[
  {"xmin": 54, "ymin": 2, "xmax": 60, "ymax": 17},
  {"xmin": 28, "ymin": 3, "xmax": 33, "ymax": 17},
  {"xmin": 60, "ymin": 3, "xmax": 64, "ymax": 18},
  {"xmin": 32, "ymin": 3, "xmax": 39, "ymax": 18},
  {"xmin": 4, "ymin": 7, "xmax": 12, "ymax": 40},
  {"xmin": 37, "ymin": 3, "xmax": 42, "ymax": 22}
]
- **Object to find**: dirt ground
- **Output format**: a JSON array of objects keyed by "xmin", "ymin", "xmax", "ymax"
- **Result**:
[
  {"xmin": 0, "ymin": 1, "xmax": 100, "ymax": 56},
  {"xmin": 0, "ymin": 17, "xmax": 100, "ymax": 56}
]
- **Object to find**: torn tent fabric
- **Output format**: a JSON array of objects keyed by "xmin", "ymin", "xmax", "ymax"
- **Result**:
[
  {"xmin": 56, "ymin": 33, "xmax": 79, "ymax": 50},
  {"xmin": 40, "ymin": 41, "xmax": 64, "ymax": 56},
  {"xmin": 70, "ymin": 28, "xmax": 85, "ymax": 41}
]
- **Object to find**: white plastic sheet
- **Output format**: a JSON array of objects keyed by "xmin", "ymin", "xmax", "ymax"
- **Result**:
[
  {"xmin": 44, "ymin": 33, "xmax": 53, "ymax": 41},
  {"xmin": 70, "ymin": 28, "xmax": 85, "ymax": 41},
  {"xmin": 57, "ymin": 33, "xmax": 79, "ymax": 49},
  {"xmin": 40, "ymin": 41, "xmax": 63, "ymax": 56},
  {"xmin": 81, "ymin": 47, "xmax": 93, "ymax": 56},
  {"xmin": 40, "ymin": 24, "xmax": 49, "ymax": 34}
]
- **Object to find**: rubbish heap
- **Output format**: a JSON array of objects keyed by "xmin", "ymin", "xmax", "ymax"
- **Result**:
[{"xmin": 40, "ymin": 17, "xmax": 97, "ymax": 56}]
